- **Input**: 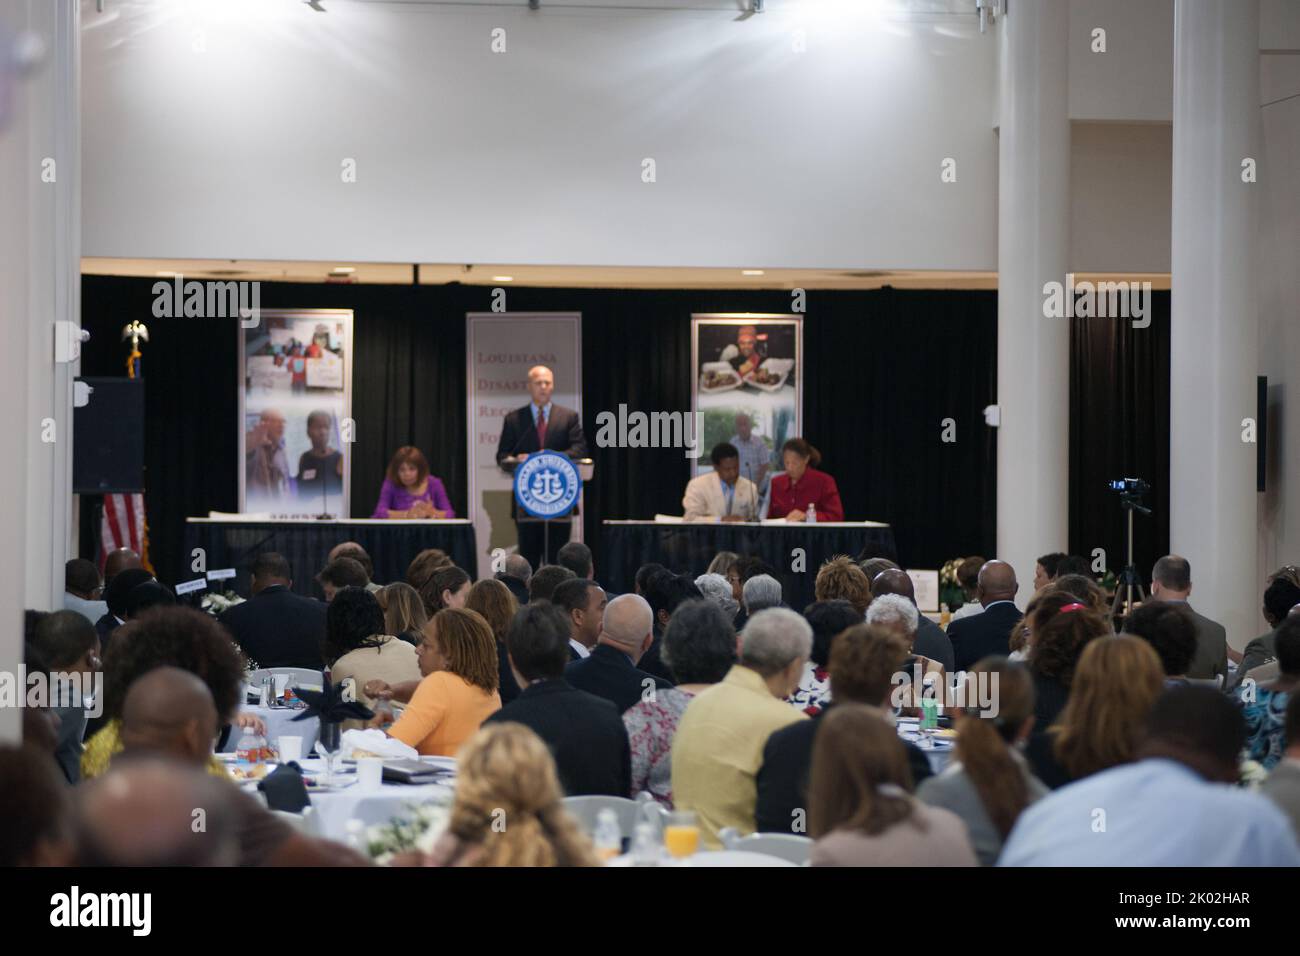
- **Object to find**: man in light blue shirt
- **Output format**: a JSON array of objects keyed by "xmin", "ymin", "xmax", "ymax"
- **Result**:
[{"xmin": 999, "ymin": 687, "xmax": 1300, "ymax": 867}]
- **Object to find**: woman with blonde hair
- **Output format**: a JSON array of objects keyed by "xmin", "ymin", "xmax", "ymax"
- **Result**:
[
  {"xmin": 426, "ymin": 722, "xmax": 600, "ymax": 867},
  {"xmin": 378, "ymin": 581, "xmax": 428, "ymax": 646},
  {"xmin": 465, "ymin": 578, "xmax": 522, "ymax": 704},
  {"xmin": 380, "ymin": 607, "xmax": 501, "ymax": 756},
  {"xmin": 1027, "ymin": 634, "xmax": 1164, "ymax": 789}
]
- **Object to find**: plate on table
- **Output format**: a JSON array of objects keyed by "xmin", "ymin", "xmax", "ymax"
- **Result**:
[
  {"xmin": 743, "ymin": 358, "xmax": 793, "ymax": 392},
  {"xmin": 699, "ymin": 362, "xmax": 742, "ymax": 394}
]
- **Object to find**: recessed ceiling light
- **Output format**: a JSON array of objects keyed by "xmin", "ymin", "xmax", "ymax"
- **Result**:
[
  {"xmin": 155, "ymin": 270, "xmax": 176, "ymax": 277},
  {"xmin": 742, "ymin": 269, "xmax": 765, "ymax": 276},
  {"xmin": 492, "ymin": 275, "xmax": 514, "ymax": 282},
  {"xmin": 331, "ymin": 267, "xmax": 355, "ymax": 274}
]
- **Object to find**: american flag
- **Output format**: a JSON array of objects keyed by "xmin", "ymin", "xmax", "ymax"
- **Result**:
[{"xmin": 100, "ymin": 492, "xmax": 153, "ymax": 573}]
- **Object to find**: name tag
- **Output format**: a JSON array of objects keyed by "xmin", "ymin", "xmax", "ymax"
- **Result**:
[{"xmin": 302, "ymin": 468, "xmax": 317, "ymax": 480}]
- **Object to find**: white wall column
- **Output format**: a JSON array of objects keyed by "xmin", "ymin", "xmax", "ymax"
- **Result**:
[
  {"xmin": 996, "ymin": 0, "xmax": 1071, "ymax": 601},
  {"xmin": 0, "ymin": 0, "xmax": 80, "ymax": 742},
  {"xmin": 1170, "ymin": 0, "xmax": 1259, "ymax": 643}
]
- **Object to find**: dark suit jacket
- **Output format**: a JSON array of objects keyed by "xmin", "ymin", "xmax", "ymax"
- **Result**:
[
  {"xmin": 95, "ymin": 613, "xmax": 121, "ymax": 656},
  {"xmin": 946, "ymin": 601, "xmax": 1022, "ymax": 672},
  {"xmin": 1179, "ymin": 603, "xmax": 1228, "ymax": 680},
  {"xmin": 1235, "ymin": 629, "xmax": 1278, "ymax": 688},
  {"xmin": 755, "ymin": 706, "xmax": 934, "ymax": 834},
  {"xmin": 635, "ymin": 635, "xmax": 675, "ymax": 683},
  {"xmin": 914, "ymin": 614, "xmax": 955, "ymax": 672},
  {"xmin": 495, "ymin": 403, "xmax": 588, "ymax": 464},
  {"xmin": 496, "ymin": 640, "xmax": 521, "ymax": 705},
  {"xmin": 564, "ymin": 644, "xmax": 673, "ymax": 714},
  {"xmin": 484, "ymin": 679, "xmax": 630, "ymax": 797},
  {"xmin": 218, "ymin": 585, "xmax": 327, "ymax": 670}
]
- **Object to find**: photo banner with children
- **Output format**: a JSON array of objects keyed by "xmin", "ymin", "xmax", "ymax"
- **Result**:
[{"xmin": 239, "ymin": 309, "xmax": 354, "ymax": 517}]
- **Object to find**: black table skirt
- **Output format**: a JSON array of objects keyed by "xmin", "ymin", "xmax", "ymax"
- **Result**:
[
  {"xmin": 601, "ymin": 522, "xmax": 897, "ymax": 611},
  {"xmin": 184, "ymin": 521, "xmax": 478, "ymax": 599}
]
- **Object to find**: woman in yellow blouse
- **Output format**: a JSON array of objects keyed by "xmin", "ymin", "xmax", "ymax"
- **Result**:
[{"xmin": 382, "ymin": 608, "xmax": 501, "ymax": 756}]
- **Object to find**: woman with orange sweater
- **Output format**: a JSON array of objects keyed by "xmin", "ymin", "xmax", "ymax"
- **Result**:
[{"xmin": 382, "ymin": 608, "xmax": 501, "ymax": 756}]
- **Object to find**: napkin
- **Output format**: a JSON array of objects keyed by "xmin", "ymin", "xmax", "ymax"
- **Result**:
[
  {"xmin": 258, "ymin": 762, "xmax": 311, "ymax": 813},
  {"xmin": 338, "ymin": 728, "xmax": 418, "ymax": 761}
]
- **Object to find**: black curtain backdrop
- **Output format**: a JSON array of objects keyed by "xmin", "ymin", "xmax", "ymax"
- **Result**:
[
  {"xmin": 1068, "ymin": 291, "xmax": 1172, "ymax": 584},
  {"xmin": 80, "ymin": 276, "xmax": 1007, "ymax": 587}
]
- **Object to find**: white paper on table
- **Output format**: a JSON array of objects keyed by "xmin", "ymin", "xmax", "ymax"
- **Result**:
[
  {"xmin": 653, "ymin": 514, "xmax": 686, "ymax": 524},
  {"xmin": 908, "ymin": 570, "xmax": 941, "ymax": 613},
  {"xmin": 339, "ymin": 728, "xmax": 418, "ymax": 760}
]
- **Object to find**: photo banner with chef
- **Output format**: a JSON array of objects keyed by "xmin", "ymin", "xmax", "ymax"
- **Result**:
[
  {"xmin": 467, "ymin": 313, "xmax": 582, "ymax": 580},
  {"xmin": 239, "ymin": 309, "xmax": 354, "ymax": 518},
  {"xmin": 691, "ymin": 314, "xmax": 803, "ymax": 499}
]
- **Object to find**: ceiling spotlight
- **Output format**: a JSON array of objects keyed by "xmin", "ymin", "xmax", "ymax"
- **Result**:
[
  {"xmin": 742, "ymin": 270, "xmax": 765, "ymax": 276},
  {"xmin": 331, "ymin": 266, "xmax": 355, "ymax": 274},
  {"xmin": 492, "ymin": 276, "xmax": 514, "ymax": 282}
]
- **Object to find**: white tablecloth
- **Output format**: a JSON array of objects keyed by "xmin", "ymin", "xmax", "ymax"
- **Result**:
[
  {"xmin": 896, "ymin": 719, "xmax": 955, "ymax": 775},
  {"xmin": 610, "ymin": 850, "xmax": 796, "ymax": 867},
  {"xmin": 221, "ymin": 705, "xmax": 319, "ymax": 754}
]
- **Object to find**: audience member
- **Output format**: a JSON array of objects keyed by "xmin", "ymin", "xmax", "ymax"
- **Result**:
[
  {"xmin": 671, "ymin": 607, "xmax": 809, "ymax": 846},
  {"xmin": 63, "ymin": 558, "xmax": 108, "ymax": 624},
  {"xmin": 1054, "ymin": 555, "xmax": 1091, "ymax": 578},
  {"xmin": 858, "ymin": 556, "xmax": 900, "ymax": 584},
  {"xmin": 486, "ymin": 602, "xmax": 631, "ymax": 797},
  {"xmin": 1051, "ymin": 573, "xmax": 1108, "ymax": 615},
  {"xmin": 1235, "ymin": 575, "xmax": 1300, "ymax": 686},
  {"xmin": 551, "ymin": 577, "xmax": 607, "ymax": 660},
  {"xmin": 406, "ymin": 548, "xmax": 453, "ymax": 594},
  {"xmin": 328, "ymin": 542, "xmax": 381, "ymax": 592},
  {"xmin": 556, "ymin": 540, "xmax": 594, "ymax": 581},
  {"xmin": 95, "ymin": 566, "xmax": 152, "ymax": 651},
  {"xmin": 384, "ymin": 608, "xmax": 501, "ymax": 756},
  {"xmin": 424, "ymin": 723, "xmax": 599, "ymax": 867},
  {"xmin": 565, "ymin": 593, "xmax": 672, "ymax": 713},
  {"xmin": 528, "ymin": 564, "xmax": 576, "ymax": 603},
  {"xmin": 742, "ymin": 574, "xmax": 783, "ymax": 615},
  {"xmin": 788, "ymin": 599, "xmax": 861, "ymax": 716},
  {"xmin": 807, "ymin": 705, "xmax": 977, "ymax": 867},
  {"xmin": 325, "ymin": 587, "xmax": 420, "ymax": 728},
  {"xmin": 418, "ymin": 564, "xmax": 472, "ymax": 617},
  {"xmin": 1025, "ymin": 590, "xmax": 1109, "ymax": 728},
  {"xmin": 219, "ymin": 552, "xmax": 326, "ymax": 670},
  {"xmin": 1233, "ymin": 616, "xmax": 1299, "ymax": 770},
  {"xmin": 0, "ymin": 745, "xmax": 72, "ymax": 866},
  {"xmin": 31, "ymin": 610, "xmax": 101, "ymax": 783},
  {"xmin": 1000, "ymin": 688, "xmax": 1300, "ymax": 866},
  {"xmin": 1260, "ymin": 694, "xmax": 1300, "ymax": 835},
  {"xmin": 378, "ymin": 580, "xmax": 428, "ymax": 646},
  {"xmin": 316, "ymin": 556, "xmax": 369, "ymax": 602},
  {"xmin": 634, "ymin": 562, "xmax": 667, "ymax": 597},
  {"xmin": 814, "ymin": 555, "xmax": 871, "ymax": 617},
  {"xmin": 757, "ymin": 624, "xmax": 934, "ymax": 835},
  {"xmin": 623, "ymin": 600, "xmax": 736, "ymax": 807},
  {"xmin": 871, "ymin": 568, "xmax": 956, "ymax": 671},
  {"xmin": 949, "ymin": 556, "xmax": 986, "ymax": 622},
  {"xmin": 1149, "ymin": 554, "xmax": 1227, "ymax": 681},
  {"xmin": 946, "ymin": 561, "xmax": 1021, "ymax": 671},
  {"xmin": 694, "ymin": 572, "xmax": 739, "ymax": 620},
  {"xmin": 465, "ymin": 578, "xmax": 522, "ymax": 704},
  {"xmin": 84, "ymin": 606, "xmax": 246, "ymax": 780},
  {"xmin": 1032, "ymin": 553, "xmax": 1067, "ymax": 591},
  {"xmin": 1122, "ymin": 600, "xmax": 1198, "ymax": 684},
  {"xmin": 918, "ymin": 657, "xmax": 1047, "ymax": 865},
  {"xmin": 641, "ymin": 571, "xmax": 703, "ymax": 681},
  {"xmin": 122, "ymin": 578, "xmax": 177, "ymax": 619}
]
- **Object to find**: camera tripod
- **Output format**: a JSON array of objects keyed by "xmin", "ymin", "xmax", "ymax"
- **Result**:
[{"xmin": 1109, "ymin": 490, "xmax": 1153, "ymax": 625}]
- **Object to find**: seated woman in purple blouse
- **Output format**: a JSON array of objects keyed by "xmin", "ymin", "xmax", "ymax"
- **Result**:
[{"xmin": 372, "ymin": 446, "xmax": 455, "ymax": 519}]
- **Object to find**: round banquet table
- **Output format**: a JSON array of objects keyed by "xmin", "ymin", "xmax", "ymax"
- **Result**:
[
  {"xmin": 220, "ymin": 704, "xmax": 319, "ymax": 755},
  {"xmin": 896, "ymin": 718, "xmax": 955, "ymax": 775},
  {"xmin": 609, "ymin": 850, "xmax": 797, "ymax": 867}
]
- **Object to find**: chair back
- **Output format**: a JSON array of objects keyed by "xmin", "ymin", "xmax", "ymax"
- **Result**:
[
  {"xmin": 249, "ymin": 667, "xmax": 325, "ymax": 694},
  {"xmin": 718, "ymin": 827, "xmax": 813, "ymax": 865},
  {"xmin": 562, "ymin": 795, "xmax": 643, "ymax": 837}
]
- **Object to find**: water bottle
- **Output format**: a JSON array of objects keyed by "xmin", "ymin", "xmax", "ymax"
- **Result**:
[
  {"xmin": 921, "ymin": 696, "xmax": 939, "ymax": 732},
  {"xmin": 805, "ymin": 503, "xmax": 816, "ymax": 523},
  {"xmin": 630, "ymin": 821, "xmax": 660, "ymax": 867},
  {"xmin": 593, "ymin": 808, "xmax": 622, "ymax": 862},
  {"xmin": 235, "ymin": 725, "xmax": 268, "ymax": 771}
]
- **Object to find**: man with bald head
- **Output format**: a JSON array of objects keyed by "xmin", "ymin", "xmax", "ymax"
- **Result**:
[
  {"xmin": 246, "ymin": 407, "xmax": 291, "ymax": 501},
  {"xmin": 944, "ymin": 560, "xmax": 1021, "ymax": 672},
  {"xmin": 870, "ymin": 569, "xmax": 955, "ymax": 671},
  {"xmin": 564, "ymin": 593, "xmax": 673, "ymax": 713},
  {"xmin": 117, "ymin": 667, "xmax": 368, "ymax": 867},
  {"xmin": 495, "ymin": 364, "xmax": 589, "ymax": 569}
]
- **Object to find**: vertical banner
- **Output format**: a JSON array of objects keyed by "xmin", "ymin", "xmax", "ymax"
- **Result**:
[
  {"xmin": 691, "ymin": 314, "xmax": 803, "ymax": 497},
  {"xmin": 467, "ymin": 313, "xmax": 582, "ymax": 580},
  {"xmin": 239, "ymin": 309, "xmax": 354, "ymax": 517}
]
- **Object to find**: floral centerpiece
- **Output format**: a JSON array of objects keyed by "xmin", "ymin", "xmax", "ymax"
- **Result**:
[
  {"xmin": 202, "ymin": 589, "xmax": 245, "ymax": 617},
  {"xmin": 939, "ymin": 557, "xmax": 967, "ymax": 613},
  {"xmin": 365, "ymin": 797, "xmax": 454, "ymax": 865}
]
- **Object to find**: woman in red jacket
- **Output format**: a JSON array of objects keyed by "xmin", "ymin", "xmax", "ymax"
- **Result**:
[{"xmin": 767, "ymin": 438, "xmax": 844, "ymax": 522}]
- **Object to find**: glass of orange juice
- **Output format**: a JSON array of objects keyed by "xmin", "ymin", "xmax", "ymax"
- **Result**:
[{"xmin": 664, "ymin": 810, "xmax": 700, "ymax": 862}]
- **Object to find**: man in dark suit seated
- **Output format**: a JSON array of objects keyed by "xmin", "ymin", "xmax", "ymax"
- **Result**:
[
  {"xmin": 870, "ymin": 568, "xmax": 955, "ymax": 672},
  {"xmin": 551, "ymin": 577, "xmax": 607, "ymax": 661},
  {"xmin": 945, "ymin": 560, "xmax": 1021, "ymax": 672},
  {"xmin": 218, "ymin": 552, "xmax": 326, "ymax": 670},
  {"xmin": 1148, "ymin": 554, "xmax": 1228, "ymax": 683},
  {"xmin": 755, "ymin": 624, "xmax": 932, "ymax": 834},
  {"xmin": 494, "ymin": 365, "xmax": 589, "ymax": 570},
  {"xmin": 565, "ymin": 593, "xmax": 672, "ymax": 713},
  {"xmin": 486, "ymin": 602, "xmax": 631, "ymax": 797},
  {"xmin": 494, "ymin": 553, "xmax": 533, "ymax": 606},
  {"xmin": 1233, "ymin": 578, "xmax": 1300, "ymax": 688}
]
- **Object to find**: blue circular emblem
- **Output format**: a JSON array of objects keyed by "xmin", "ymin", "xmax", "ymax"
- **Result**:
[{"xmin": 514, "ymin": 451, "xmax": 581, "ymax": 519}]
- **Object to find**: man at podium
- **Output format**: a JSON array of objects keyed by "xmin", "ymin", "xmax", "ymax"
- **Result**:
[{"xmin": 496, "ymin": 365, "xmax": 589, "ymax": 569}]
